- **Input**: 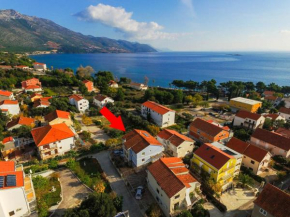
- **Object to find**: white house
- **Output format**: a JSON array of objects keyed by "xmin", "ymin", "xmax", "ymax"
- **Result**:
[
  {"xmin": 278, "ymin": 107, "xmax": 290, "ymax": 121},
  {"xmin": 109, "ymin": 80, "xmax": 119, "ymax": 88},
  {"xmin": 122, "ymin": 129, "xmax": 164, "ymax": 167},
  {"xmin": 33, "ymin": 62, "xmax": 47, "ymax": 71},
  {"xmin": 69, "ymin": 94, "xmax": 89, "ymax": 113},
  {"xmin": 24, "ymin": 85, "xmax": 43, "ymax": 93},
  {"xmin": 128, "ymin": 82, "xmax": 148, "ymax": 91},
  {"xmin": 0, "ymin": 90, "xmax": 14, "ymax": 101},
  {"xmin": 0, "ymin": 161, "xmax": 36, "ymax": 217},
  {"xmin": 157, "ymin": 129, "xmax": 195, "ymax": 158},
  {"xmin": 233, "ymin": 110, "xmax": 265, "ymax": 130},
  {"xmin": 93, "ymin": 94, "xmax": 114, "ymax": 108},
  {"xmin": 0, "ymin": 100, "xmax": 20, "ymax": 115},
  {"xmin": 141, "ymin": 101, "xmax": 176, "ymax": 127},
  {"xmin": 283, "ymin": 98, "xmax": 290, "ymax": 108},
  {"xmin": 263, "ymin": 113, "xmax": 285, "ymax": 122},
  {"xmin": 31, "ymin": 123, "xmax": 75, "ymax": 160}
]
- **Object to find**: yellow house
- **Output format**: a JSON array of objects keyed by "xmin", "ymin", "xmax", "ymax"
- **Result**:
[
  {"xmin": 230, "ymin": 97, "xmax": 262, "ymax": 113},
  {"xmin": 191, "ymin": 143, "xmax": 242, "ymax": 191}
]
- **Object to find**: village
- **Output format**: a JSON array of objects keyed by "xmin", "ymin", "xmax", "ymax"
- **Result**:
[{"xmin": 0, "ymin": 53, "xmax": 290, "ymax": 217}]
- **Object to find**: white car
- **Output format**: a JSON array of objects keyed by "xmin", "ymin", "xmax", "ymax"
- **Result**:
[{"xmin": 135, "ymin": 186, "xmax": 144, "ymax": 200}]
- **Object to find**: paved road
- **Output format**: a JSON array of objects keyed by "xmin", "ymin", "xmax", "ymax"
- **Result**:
[
  {"xmin": 52, "ymin": 168, "xmax": 91, "ymax": 217},
  {"xmin": 92, "ymin": 151, "xmax": 143, "ymax": 217}
]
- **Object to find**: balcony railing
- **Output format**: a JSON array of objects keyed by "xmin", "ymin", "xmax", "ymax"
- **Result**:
[{"xmin": 220, "ymin": 165, "xmax": 235, "ymax": 173}]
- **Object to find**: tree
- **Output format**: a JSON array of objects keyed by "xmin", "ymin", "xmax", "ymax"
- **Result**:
[
  {"xmin": 178, "ymin": 210, "xmax": 193, "ymax": 217},
  {"xmin": 119, "ymin": 77, "xmax": 131, "ymax": 84},
  {"xmin": 173, "ymin": 90, "xmax": 183, "ymax": 103},
  {"xmin": 82, "ymin": 131, "xmax": 91, "ymax": 141},
  {"xmin": 105, "ymin": 138, "xmax": 121, "ymax": 147},
  {"xmin": 233, "ymin": 128, "xmax": 251, "ymax": 141},
  {"xmin": 184, "ymin": 95, "xmax": 193, "ymax": 105},
  {"xmin": 199, "ymin": 101, "xmax": 209, "ymax": 108},
  {"xmin": 82, "ymin": 115, "xmax": 93, "ymax": 125},
  {"xmin": 238, "ymin": 174, "xmax": 254, "ymax": 188},
  {"xmin": 115, "ymin": 88, "xmax": 125, "ymax": 101},
  {"xmin": 94, "ymin": 181, "xmax": 105, "ymax": 193},
  {"xmin": 263, "ymin": 118, "xmax": 273, "ymax": 130},
  {"xmin": 79, "ymin": 82, "xmax": 88, "ymax": 95},
  {"xmin": 256, "ymin": 81, "xmax": 266, "ymax": 93},
  {"xmin": 76, "ymin": 66, "xmax": 95, "ymax": 78},
  {"xmin": 146, "ymin": 203, "xmax": 162, "ymax": 217},
  {"xmin": 207, "ymin": 178, "xmax": 222, "ymax": 193},
  {"xmin": 147, "ymin": 125, "xmax": 160, "ymax": 136}
]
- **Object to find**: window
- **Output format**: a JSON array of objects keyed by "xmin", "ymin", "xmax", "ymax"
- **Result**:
[
  {"xmin": 259, "ymin": 208, "xmax": 267, "ymax": 216},
  {"xmin": 142, "ymin": 158, "xmax": 145, "ymax": 162},
  {"xmin": 174, "ymin": 202, "xmax": 179, "ymax": 210},
  {"xmin": 251, "ymin": 160, "xmax": 255, "ymax": 164},
  {"xmin": 156, "ymin": 188, "xmax": 159, "ymax": 193},
  {"xmin": 175, "ymin": 194, "xmax": 180, "ymax": 199},
  {"xmin": 197, "ymin": 130, "xmax": 200, "ymax": 135},
  {"xmin": 9, "ymin": 211, "xmax": 15, "ymax": 216},
  {"xmin": 142, "ymin": 152, "xmax": 145, "ymax": 156}
]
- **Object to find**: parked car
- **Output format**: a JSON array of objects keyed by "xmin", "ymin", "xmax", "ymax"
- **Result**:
[
  {"xmin": 135, "ymin": 186, "xmax": 144, "ymax": 200},
  {"xmin": 113, "ymin": 149, "xmax": 123, "ymax": 156}
]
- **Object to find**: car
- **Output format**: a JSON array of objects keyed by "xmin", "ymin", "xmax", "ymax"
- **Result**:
[
  {"xmin": 113, "ymin": 149, "xmax": 123, "ymax": 156},
  {"xmin": 135, "ymin": 186, "xmax": 144, "ymax": 200}
]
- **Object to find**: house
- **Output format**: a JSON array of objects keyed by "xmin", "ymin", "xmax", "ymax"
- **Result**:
[
  {"xmin": 189, "ymin": 118, "xmax": 231, "ymax": 143},
  {"xmin": 122, "ymin": 129, "xmax": 164, "ymax": 167},
  {"xmin": 109, "ymin": 80, "xmax": 118, "ymax": 88},
  {"xmin": 0, "ymin": 161, "xmax": 36, "ymax": 217},
  {"xmin": 263, "ymin": 113, "xmax": 285, "ymax": 122},
  {"xmin": 263, "ymin": 91, "xmax": 275, "ymax": 97},
  {"xmin": 31, "ymin": 123, "xmax": 75, "ymax": 160},
  {"xmin": 33, "ymin": 62, "xmax": 47, "ymax": 71},
  {"xmin": 264, "ymin": 95, "xmax": 281, "ymax": 106},
  {"xmin": 69, "ymin": 94, "xmax": 89, "ymax": 112},
  {"xmin": 233, "ymin": 110, "xmax": 265, "ymax": 130},
  {"xmin": 0, "ymin": 65, "xmax": 12, "ymax": 70},
  {"xmin": 23, "ymin": 85, "xmax": 43, "ymax": 93},
  {"xmin": 33, "ymin": 97, "xmax": 51, "ymax": 108},
  {"xmin": 128, "ymin": 82, "xmax": 148, "ymax": 91},
  {"xmin": 191, "ymin": 142, "xmax": 242, "ymax": 190},
  {"xmin": 15, "ymin": 65, "xmax": 29, "ymax": 70},
  {"xmin": 251, "ymin": 184, "xmax": 290, "ymax": 217},
  {"xmin": 21, "ymin": 78, "xmax": 41, "ymax": 89},
  {"xmin": 283, "ymin": 98, "xmax": 290, "ymax": 108},
  {"xmin": 275, "ymin": 127, "xmax": 290, "ymax": 138},
  {"xmin": 141, "ymin": 101, "xmax": 176, "ymax": 127},
  {"xmin": 147, "ymin": 157, "xmax": 201, "ymax": 217},
  {"xmin": 82, "ymin": 80, "xmax": 94, "ymax": 92},
  {"xmin": 93, "ymin": 94, "xmax": 114, "ymax": 108},
  {"xmin": 6, "ymin": 117, "xmax": 35, "ymax": 131},
  {"xmin": 278, "ymin": 107, "xmax": 290, "ymax": 120},
  {"xmin": 0, "ymin": 90, "xmax": 14, "ymax": 101},
  {"xmin": 0, "ymin": 100, "xmax": 20, "ymax": 115},
  {"xmin": 30, "ymin": 93, "xmax": 43, "ymax": 102},
  {"xmin": 44, "ymin": 110, "xmax": 73, "ymax": 127},
  {"xmin": 157, "ymin": 129, "xmax": 194, "ymax": 157},
  {"xmin": 229, "ymin": 97, "xmax": 262, "ymax": 113},
  {"xmin": 226, "ymin": 137, "xmax": 271, "ymax": 175},
  {"xmin": 250, "ymin": 128, "xmax": 290, "ymax": 158}
]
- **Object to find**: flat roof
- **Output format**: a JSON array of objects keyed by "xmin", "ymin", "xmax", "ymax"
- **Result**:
[
  {"xmin": 230, "ymin": 97, "xmax": 262, "ymax": 105},
  {"xmin": 211, "ymin": 142, "xmax": 242, "ymax": 159}
]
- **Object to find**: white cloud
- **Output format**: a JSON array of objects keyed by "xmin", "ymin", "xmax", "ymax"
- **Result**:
[
  {"xmin": 75, "ymin": 4, "xmax": 182, "ymax": 40},
  {"xmin": 280, "ymin": 30, "xmax": 290, "ymax": 35},
  {"xmin": 180, "ymin": 0, "xmax": 195, "ymax": 15}
]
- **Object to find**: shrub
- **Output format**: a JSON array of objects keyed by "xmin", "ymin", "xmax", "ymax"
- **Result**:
[{"xmin": 240, "ymin": 166, "xmax": 266, "ymax": 183}]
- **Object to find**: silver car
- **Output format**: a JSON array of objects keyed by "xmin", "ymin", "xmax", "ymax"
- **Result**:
[{"xmin": 135, "ymin": 186, "xmax": 144, "ymax": 200}]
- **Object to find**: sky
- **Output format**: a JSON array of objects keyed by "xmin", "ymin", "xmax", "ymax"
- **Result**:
[{"xmin": 1, "ymin": 0, "xmax": 290, "ymax": 51}]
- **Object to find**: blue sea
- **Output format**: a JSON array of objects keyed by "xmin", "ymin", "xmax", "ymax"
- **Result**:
[{"xmin": 31, "ymin": 52, "xmax": 290, "ymax": 87}]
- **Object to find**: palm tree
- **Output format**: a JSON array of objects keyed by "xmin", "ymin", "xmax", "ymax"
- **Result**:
[
  {"xmin": 207, "ymin": 178, "xmax": 222, "ymax": 193},
  {"xmin": 238, "ymin": 174, "xmax": 253, "ymax": 188}
]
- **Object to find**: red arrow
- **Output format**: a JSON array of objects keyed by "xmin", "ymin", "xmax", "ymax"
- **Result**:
[{"xmin": 99, "ymin": 107, "xmax": 125, "ymax": 131}]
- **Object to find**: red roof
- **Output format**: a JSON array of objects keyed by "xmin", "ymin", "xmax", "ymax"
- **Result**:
[
  {"xmin": 194, "ymin": 143, "xmax": 233, "ymax": 170},
  {"xmin": 33, "ymin": 99, "xmax": 50, "ymax": 107},
  {"xmin": 25, "ymin": 85, "xmax": 41, "ymax": 90},
  {"xmin": 263, "ymin": 91, "xmax": 275, "ymax": 96},
  {"xmin": 276, "ymin": 128, "xmax": 290, "ymax": 138},
  {"xmin": 190, "ymin": 118, "xmax": 228, "ymax": 137},
  {"xmin": 252, "ymin": 128, "xmax": 290, "ymax": 151},
  {"xmin": 235, "ymin": 110, "xmax": 262, "ymax": 121},
  {"xmin": 142, "ymin": 101, "xmax": 174, "ymax": 115},
  {"xmin": 123, "ymin": 129, "xmax": 162, "ymax": 153},
  {"xmin": 226, "ymin": 137, "xmax": 269, "ymax": 162},
  {"xmin": 157, "ymin": 129, "xmax": 193, "ymax": 147},
  {"xmin": 31, "ymin": 93, "xmax": 42, "ymax": 98},
  {"xmin": 0, "ymin": 90, "xmax": 12, "ymax": 97},
  {"xmin": 7, "ymin": 117, "xmax": 35, "ymax": 129},
  {"xmin": 0, "ymin": 161, "xmax": 24, "ymax": 190},
  {"xmin": 2, "ymin": 137, "xmax": 13, "ymax": 144},
  {"xmin": 279, "ymin": 107, "xmax": 290, "ymax": 115},
  {"xmin": 69, "ymin": 94, "xmax": 84, "ymax": 102},
  {"xmin": 94, "ymin": 94, "xmax": 109, "ymax": 101},
  {"xmin": 44, "ymin": 110, "xmax": 70, "ymax": 122},
  {"xmin": 263, "ymin": 113, "xmax": 281, "ymax": 120},
  {"xmin": 265, "ymin": 95, "xmax": 278, "ymax": 101},
  {"xmin": 147, "ymin": 157, "xmax": 198, "ymax": 198},
  {"xmin": 0, "ymin": 100, "xmax": 18, "ymax": 105},
  {"xmin": 254, "ymin": 184, "xmax": 290, "ymax": 217},
  {"xmin": 82, "ymin": 80, "xmax": 93, "ymax": 84},
  {"xmin": 0, "ymin": 161, "xmax": 15, "ymax": 172},
  {"xmin": 31, "ymin": 123, "xmax": 75, "ymax": 147},
  {"xmin": 33, "ymin": 62, "xmax": 45, "ymax": 66}
]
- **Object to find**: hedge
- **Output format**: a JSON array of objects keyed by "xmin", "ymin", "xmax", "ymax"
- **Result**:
[{"xmin": 241, "ymin": 166, "xmax": 266, "ymax": 183}]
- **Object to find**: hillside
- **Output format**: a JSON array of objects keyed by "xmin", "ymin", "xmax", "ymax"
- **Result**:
[{"xmin": 0, "ymin": 9, "xmax": 157, "ymax": 53}]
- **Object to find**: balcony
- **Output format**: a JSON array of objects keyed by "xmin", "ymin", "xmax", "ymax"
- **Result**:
[
  {"xmin": 221, "ymin": 173, "xmax": 233, "ymax": 181},
  {"xmin": 220, "ymin": 165, "xmax": 235, "ymax": 173},
  {"xmin": 40, "ymin": 145, "xmax": 57, "ymax": 152}
]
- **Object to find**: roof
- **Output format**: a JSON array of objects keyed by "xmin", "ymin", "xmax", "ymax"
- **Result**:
[
  {"xmin": 252, "ymin": 128, "xmax": 290, "ymax": 151},
  {"xmin": 142, "ymin": 101, "xmax": 174, "ymax": 115},
  {"xmin": 82, "ymin": 80, "xmax": 93, "ymax": 84},
  {"xmin": 15, "ymin": 65, "xmax": 28, "ymax": 68},
  {"xmin": 33, "ymin": 99, "xmax": 50, "ymax": 107},
  {"xmin": 263, "ymin": 91, "xmax": 275, "ymax": 95},
  {"xmin": 2, "ymin": 137, "xmax": 13, "ymax": 144},
  {"xmin": 130, "ymin": 82, "xmax": 144, "ymax": 87},
  {"xmin": 33, "ymin": 62, "xmax": 46, "ymax": 65},
  {"xmin": 0, "ymin": 161, "xmax": 15, "ymax": 172},
  {"xmin": 0, "ymin": 90, "xmax": 12, "ymax": 97},
  {"xmin": 276, "ymin": 128, "xmax": 290, "ymax": 138},
  {"xmin": 157, "ymin": 129, "xmax": 193, "ymax": 147},
  {"xmin": 123, "ymin": 129, "xmax": 162, "ymax": 153},
  {"xmin": 0, "ymin": 65, "xmax": 12, "ymax": 69},
  {"xmin": 31, "ymin": 93, "xmax": 42, "ymax": 98},
  {"xmin": 45, "ymin": 110, "xmax": 70, "ymax": 122},
  {"xmin": 109, "ymin": 80, "xmax": 117, "ymax": 84},
  {"xmin": 279, "ymin": 107, "xmax": 290, "ymax": 115},
  {"xmin": 7, "ymin": 117, "xmax": 35, "ymax": 129},
  {"xmin": 147, "ymin": 157, "xmax": 198, "ymax": 198},
  {"xmin": 235, "ymin": 110, "xmax": 262, "ymax": 121},
  {"xmin": 226, "ymin": 137, "xmax": 269, "ymax": 162},
  {"xmin": 0, "ymin": 100, "xmax": 18, "ymax": 105},
  {"xmin": 23, "ymin": 77, "xmax": 39, "ymax": 82},
  {"xmin": 263, "ymin": 114, "xmax": 281, "ymax": 120},
  {"xmin": 194, "ymin": 143, "xmax": 233, "ymax": 170},
  {"xmin": 230, "ymin": 97, "xmax": 261, "ymax": 105},
  {"xmin": 94, "ymin": 94, "xmax": 109, "ymax": 102},
  {"xmin": 265, "ymin": 95, "xmax": 278, "ymax": 101},
  {"xmin": 25, "ymin": 85, "xmax": 41, "ymax": 90},
  {"xmin": 0, "ymin": 161, "xmax": 24, "ymax": 190},
  {"xmin": 190, "ymin": 118, "xmax": 228, "ymax": 137},
  {"xmin": 69, "ymin": 94, "xmax": 84, "ymax": 102},
  {"xmin": 254, "ymin": 184, "xmax": 290, "ymax": 217},
  {"xmin": 31, "ymin": 123, "xmax": 75, "ymax": 147}
]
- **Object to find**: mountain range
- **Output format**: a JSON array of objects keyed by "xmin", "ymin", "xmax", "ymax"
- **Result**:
[{"xmin": 0, "ymin": 9, "xmax": 157, "ymax": 53}]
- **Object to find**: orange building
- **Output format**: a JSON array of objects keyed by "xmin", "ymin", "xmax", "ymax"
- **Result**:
[
  {"xmin": 21, "ymin": 78, "xmax": 41, "ymax": 89},
  {"xmin": 82, "ymin": 80, "xmax": 94, "ymax": 92},
  {"xmin": 189, "ymin": 118, "xmax": 231, "ymax": 143}
]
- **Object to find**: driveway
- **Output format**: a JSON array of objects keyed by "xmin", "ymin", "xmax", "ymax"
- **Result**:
[
  {"xmin": 91, "ymin": 151, "xmax": 143, "ymax": 217},
  {"xmin": 52, "ymin": 168, "xmax": 91, "ymax": 217}
]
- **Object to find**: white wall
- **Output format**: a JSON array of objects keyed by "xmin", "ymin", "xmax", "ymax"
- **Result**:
[
  {"xmin": 279, "ymin": 112, "xmax": 290, "ymax": 121},
  {"xmin": 0, "ymin": 104, "xmax": 20, "ymax": 115},
  {"xmin": 93, "ymin": 97, "xmax": 114, "ymax": 108},
  {"xmin": 70, "ymin": 98, "xmax": 89, "ymax": 112},
  {"xmin": 131, "ymin": 145, "xmax": 164, "ymax": 167},
  {"xmin": 24, "ymin": 87, "xmax": 42, "ymax": 93},
  {"xmin": 233, "ymin": 116, "xmax": 265, "ymax": 130},
  {"xmin": 141, "ymin": 105, "xmax": 175, "ymax": 127}
]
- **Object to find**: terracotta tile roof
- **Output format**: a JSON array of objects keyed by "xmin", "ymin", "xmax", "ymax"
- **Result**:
[
  {"xmin": 279, "ymin": 107, "xmax": 290, "ymax": 115},
  {"xmin": 189, "ymin": 118, "xmax": 227, "ymax": 137},
  {"xmin": 0, "ymin": 65, "xmax": 12, "ymax": 69},
  {"xmin": 252, "ymin": 128, "xmax": 290, "ymax": 151},
  {"xmin": 276, "ymin": 128, "xmax": 290, "ymax": 138},
  {"xmin": 33, "ymin": 62, "xmax": 45, "ymax": 66},
  {"xmin": 82, "ymin": 80, "xmax": 93, "ymax": 84},
  {"xmin": 0, "ymin": 90, "xmax": 12, "ymax": 97},
  {"xmin": 31, "ymin": 123, "xmax": 75, "ymax": 147},
  {"xmin": 0, "ymin": 161, "xmax": 25, "ymax": 190},
  {"xmin": 2, "ymin": 137, "xmax": 13, "ymax": 144},
  {"xmin": 142, "ymin": 101, "xmax": 174, "ymax": 115},
  {"xmin": 263, "ymin": 114, "xmax": 281, "ymax": 120},
  {"xmin": 254, "ymin": 184, "xmax": 290, "ymax": 217},
  {"xmin": 235, "ymin": 110, "xmax": 262, "ymax": 121},
  {"xmin": 227, "ymin": 137, "xmax": 269, "ymax": 162},
  {"xmin": 263, "ymin": 91, "xmax": 275, "ymax": 96},
  {"xmin": 0, "ymin": 161, "xmax": 15, "ymax": 172},
  {"xmin": 0, "ymin": 100, "xmax": 18, "ymax": 105},
  {"xmin": 25, "ymin": 85, "xmax": 41, "ymax": 90},
  {"xmin": 148, "ymin": 157, "xmax": 198, "ymax": 198},
  {"xmin": 94, "ymin": 94, "xmax": 108, "ymax": 101},
  {"xmin": 194, "ymin": 143, "xmax": 233, "ymax": 170},
  {"xmin": 7, "ymin": 117, "xmax": 35, "ymax": 129},
  {"xmin": 45, "ymin": 110, "xmax": 70, "ymax": 122},
  {"xmin": 33, "ymin": 99, "xmax": 50, "ymax": 107},
  {"xmin": 157, "ymin": 129, "xmax": 193, "ymax": 147},
  {"xmin": 69, "ymin": 94, "xmax": 84, "ymax": 102},
  {"xmin": 265, "ymin": 95, "xmax": 278, "ymax": 101},
  {"xmin": 109, "ymin": 80, "xmax": 117, "ymax": 85},
  {"xmin": 123, "ymin": 129, "xmax": 162, "ymax": 153},
  {"xmin": 31, "ymin": 93, "xmax": 42, "ymax": 98}
]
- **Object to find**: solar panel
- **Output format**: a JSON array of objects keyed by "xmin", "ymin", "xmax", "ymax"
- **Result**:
[
  {"xmin": 143, "ymin": 133, "xmax": 149, "ymax": 137},
  {"xmin": 6, "ymin": 175, "xmax": 16, "ymax": 187},
  {"xmin": 0, "ymin": 176, "xmax": 4, "ymax": 188}
]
